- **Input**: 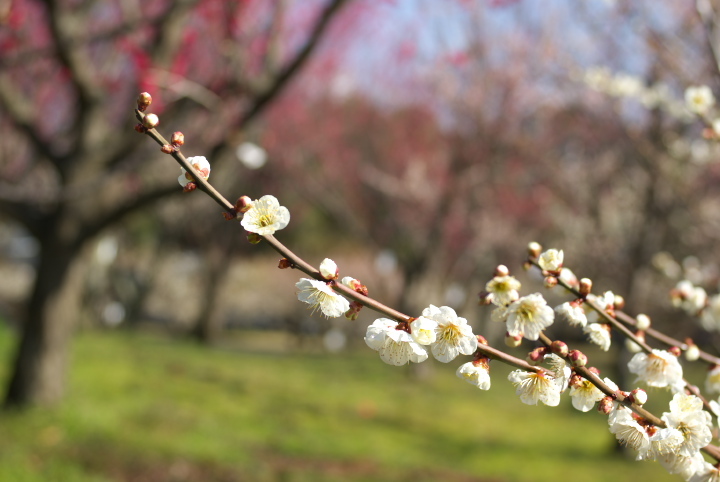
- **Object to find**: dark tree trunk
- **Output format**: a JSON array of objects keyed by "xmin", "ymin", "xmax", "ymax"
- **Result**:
[{"xmin": 4, "ymin": 242, "xmax": 84, "ymax": 407}]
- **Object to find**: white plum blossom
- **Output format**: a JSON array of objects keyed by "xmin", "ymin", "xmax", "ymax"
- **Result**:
[
  {"xmin": 241, "ymin": 195, "xmax": 290, "ymax": 235},
  {"xmin": 608, "ymin": 407, "xmax": 651, "ymax": 454},
  {"xmin": 705, "ymin": 365, "xmax": 720, "ymax": 394},
  {"xmin": 485, "ymin": 275, "xmax": 521, "ymax": 306},
  {"xmin": 685, "ymin": 85, "xmax": 716, "ymax": 114},
  {"xmin": 178, "ymin": 156, "xmax": 211, "ymax": 186},
  {"xmin": 456, "ymin": 360, "xmax": 491, "ymax": 390},
  {"xmin": 701, "ymin": 295, "xmax": 720, "ymax": 332},
  {"xmin": 689, "ymin": 461, "xmax": 720, "ymax": 482},
  {"xmin": 508, "ymin": 369, "xmax": 563, "ymax": 407},
  {"xmin": 657, "ymin": 451, "xmax": 706, "ymax": 480},
  {"xmin": 505, "ymin": 293, "xmax": 554, "ymax": 341},
  {"xmin": 645, "ymin": 426, "xmax": 684, "ymax": 460},
  {"xmin": 584, "ymin": 291, "xmax": 615, "ymax": 324},
  {"xmin": 662, "ymin": 394, "xmax": 713, "ymax": 458},
  {"xmin": 409, "ymin": 317, "xmax": 438, "ymax": 345},
  {"xmin": 296, "ymin": 278, "xmax": 350, "ymax": 318},
  {"xmin": 569, "ymin": 377, "xmax": 605, "ymax": 412},
  {"xmin": 364, "ymin": 318, "xmax": 428, "ymax": 366},
  {"xmin": 628, "ymin": 349, "xmax": 684, "ymax": 392},
  {"xmin": 538, "ymin": 249, "xmax": 564, "ymax": 272},
  {"xmin": 584, "ymin": 323, "xmax": 612, "ymax": 351},
  {"xmin": 318, "ymin": 258, "xmax": 338, "ymax": 279},
  {"xmin": 421, "ymin": 305, "xmax": 478, "ymax": 363},
  {"xmin": 554, "ymin": 301, "xmax": 587, "ymax": 327},
  {"xmin": 545, "ymin": 354, "xmax": 571, "ymax": 392}
]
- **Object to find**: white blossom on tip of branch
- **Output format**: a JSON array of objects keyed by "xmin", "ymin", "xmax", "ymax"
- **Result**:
[
  {"xmin": 240, "ymin": 195, "xmax": 290, "ymax": 236},
  {"xmin": 456, "ymin": 360, "xmax": 491, "ymax": 390},
  {"xmin": 685, "ymin": 85, "xmax": 715, "ymax": 114},
  {"xmin": 537, "ymin": 249, "xmax": 563, "ymax": 272},
  {"xmin": 584, "ymin": 323, "xmax": 611, "ymax": 351},
  {"xmin": 421, "ymin": 305, "xmax": 477, "ymax": 363},
  {"xmin": 178, "ymin": 156, "xmax": 211, "ymax": 186},
  {"xmin": 508, "ymin": 369, "xmax": 563, "ymax": 406},
  {"xmin": 319, "ymin": 258, "xmax": 338, "ymax": 280},
  {"xmin": 627, "ymin": 349, "xmax": 684, "ymax": 392},
  {"xmin": 505, "ymin": 293, "xmax": 554, "ymax": 341},
  {"xmin": 364, "ymin": 318, "xmax": 428, "ymax": 366},
  {"xmin": 296, "ymin": 278, "xmax": 349, "ymax": 318},
  {"xmin": 485, "ymin": 275, "xmax": 521, "ymax": 306},
  {"xmin": 554, "ymin": 301, "xmax": 587, "ymax": 328}
]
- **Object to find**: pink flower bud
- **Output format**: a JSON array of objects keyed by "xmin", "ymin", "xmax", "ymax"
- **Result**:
[
  {"xmin": 628, "ymin": 389, "xmax": 647, "ymax": 406},
  {"xmin": 527, "ymin": 241, "xmax": 542, "ymax": 258},
  {"xmin": 579, "ymin": 278, "xmax": 592, "ymax": 297},
  {"xmin": 669, "ymin": 346, "xmax": 682, "ymax": 357},
  {"xmin": 550, "ymin": 340, "xmax": 568, "ymax": 357},
  {"xmin": 494, "ymin": 264, "xmax": 510, "ymax": 277},
  {"xmin": 568, "ymin": 349, "xmax": 587, "ymax": 367},
  {"xmin": 137, "ymin": 92, "xmax": 152, "ymax": 111},
  {"xmin": 526, "ymin": 347, "xmax": 547, "ymax": 365},
  {"xmin": 597, "ymin": 396, "xmax": 614, "ymax": 414},
  {"xmin": 142, "ymin": 113, "xmax": 159, "ymax": 129},
  {"xmin": 544, "ymin": 276, "xmax": 558, "ymax": 289},
  {"xmin": 235, "ymin": 196, "xmax": 253, "ymax": 213}
]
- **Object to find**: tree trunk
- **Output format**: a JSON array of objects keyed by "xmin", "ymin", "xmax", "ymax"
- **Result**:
[{"xmin": 4, "ymin": 242, "xmax": 84, "ymax": 408}]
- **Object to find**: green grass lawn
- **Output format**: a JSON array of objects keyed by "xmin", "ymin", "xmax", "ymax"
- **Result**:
[{"xmin": 0, "ymin": 327, "xmax": 679, "ymax": 481}]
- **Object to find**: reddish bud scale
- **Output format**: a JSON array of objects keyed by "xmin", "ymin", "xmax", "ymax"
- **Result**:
[
  {"xmin": 476, "ymin": 335, "xmax": 488, "ymax": 346},
  {"xmin": 134, "ymin": 123, "xmax": 147, "ymax": 133},
  {"xmin": 395, "ymin": 321, "xmax": 411, "ymax": 334},
  {"xmin": 247, "ymin": 233, "xmax": 262, "ymax": 244},
  {"xmin": 161, "ymin": 144, "xmax": 175, "ymax": 154},
  {"xmin": 278, "ymin": 258, "xmax": 292, "ymax": 269},
  {"xmin": 222, "ymin": 211, "xmax": 237, "ymax": 220},
  {"xmin": 597, "ymin": 396, "xmax": 614, "ymax": 414},
  {"xmin": 171, "ymin": 131, "xmax": 185, "ymax": 146},
  {"xmin": 472, "ymin": 356, "xmax": 490, "ymax": 370},
  {"xmin": 543, "ymin": 276, "xmax": 558, "ymax": 289},
  {"xmin": 183, "ymin": 182, "xmax": 197, "ymax": 193}
]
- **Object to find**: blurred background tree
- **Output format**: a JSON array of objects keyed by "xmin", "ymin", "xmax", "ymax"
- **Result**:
[{"xmin": 0, "ymin": 0, "xmax": 356, "ymax": 407}]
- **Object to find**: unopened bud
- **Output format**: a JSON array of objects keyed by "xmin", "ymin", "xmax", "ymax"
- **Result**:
[
  {"xmin": 504, "ymin": 332, "xmax": 523, "ymax": 348},
  {"xmin": 142, "ymin": 113, "xmax": 159, "ymax": 129},
  {"xmin": 161, "ymin": 144, "xmax": 175, "ymax": 154},
  {"xmin": 597, "ymin": 396, "xmax": 614, "ymax": 414},
  {"xmin": 544, "ymin": 276, "xmax": 558, "ymax": 289},
  {"xmin": 494, "ymin": 265, "xmax": 510, "ymax": 277},
  {"xmin": 635, "ymin": 313, "xmax": 651, "ymax": 331},
  {"xmin": 476, "ymin": 335, "xmax": 488, "ymax": 346},
  {"xmin": 137, "ymin": 92, "xmax": 152, "ymax": 111},
  {"xmin": 477, "ymin": 290, "xmax": 493, "ymax": 305},
  {"xmin": 628, "ymin": 388, "xmax": 648, "ymax": 406},
  {"xmin": 247, "ymin": 233, "xmax": 262, "ymax": 244},
  {"xmin": 171, "ymin": 131, "xmax": 185, "ymax": 146},
  {"xmin": 235, "ymin": 196, "xmax": 253, "ymax": 213},
  {"xmin": 182, "ymin": 182, "xmax": 197, "ymax": 193},
  {"xmin": 528, "ymin": 241, "xmax": 542, "ymax": 258},
  {"xmin": 550, "ymin": 340, "xmax": 569, "ymax": 357},
  {"xmin": 685, "ymin": 343, "xmax": 700, "ymax": 362},
  {"xmin": 278, "ymin": 258, "xmax": 292, "ymax": 269},
  {"xmin": 568, "ymin": 349, "xmax": 588, "ymax": 367},
  {"xmin": 626, "ymin": 332, "xmax": 645, "ymax": 353},
  {"xmin": 613, "ymin": 295, "xmax": 625, "ymax": 311},
  {"xmin": 579, "ymin": 278, "xmax": 592, "ymax": 297},
  {"xmin": 527, "ymin": 347, "xmax": 548, "ymax": 365},
  {"xmin": 134, "ymin": 123, "xmax": 147, "ymax": 133},
  {"xmin": 319, "ymin": 258, "xmax": 339, "ymax": 280},
  {"xmin": 669, "ymin": 346, "xmax": 682, "ymax": 357}
]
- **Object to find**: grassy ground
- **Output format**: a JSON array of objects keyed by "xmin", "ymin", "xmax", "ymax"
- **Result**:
[{"xmin": 0, "ymin": 327, "xmax": 678, "ymax": 482}]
